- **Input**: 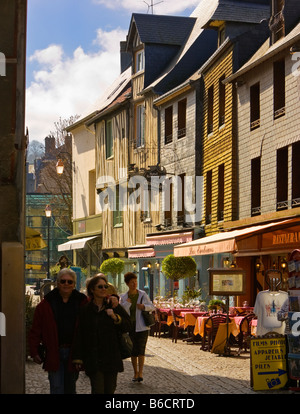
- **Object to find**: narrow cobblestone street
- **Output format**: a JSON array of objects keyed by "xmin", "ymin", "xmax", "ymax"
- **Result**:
[{"xmin": 26, "ymin": 335, "xmax": 263, "ymax": 395}]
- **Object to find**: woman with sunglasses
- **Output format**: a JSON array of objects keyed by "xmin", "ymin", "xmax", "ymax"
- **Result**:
[
  {"xmin": 29, "ymin": 268, "xmax": 88, "ymax": 394},
  {"xmin": 72, "ymin": 274, "xmax": 131, "ymax": 394}
]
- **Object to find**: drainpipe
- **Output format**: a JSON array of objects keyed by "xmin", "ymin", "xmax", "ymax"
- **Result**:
[{"xmin": 153, "ymin": 105, "xmax": 161, "ymax": 165}]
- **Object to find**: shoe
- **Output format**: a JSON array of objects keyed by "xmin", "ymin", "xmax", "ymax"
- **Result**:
[
  {"xmin": 132, "ymin": 377, "xmax": 138, "ymax": 382},
  {"xmin": 137, "ymin": 377, "xmax": 143, "ymax": 382}
]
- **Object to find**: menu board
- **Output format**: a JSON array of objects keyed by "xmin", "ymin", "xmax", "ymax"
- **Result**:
[
  {"xmin": 250, "ymin": 336, "xmax": 288, "ymax": 391},
  {"xmin": 209, "ymin": 268, "xmax": 246, "ymax": 296}
]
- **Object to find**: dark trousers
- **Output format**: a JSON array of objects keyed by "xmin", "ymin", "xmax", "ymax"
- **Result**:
[
  {"xmin": 89, "ymin": 370, "xmax": 118, "ymax": 394},
  {"xmin": 48, "ymin": 348, "xmax": 79, "ymax": 394}
]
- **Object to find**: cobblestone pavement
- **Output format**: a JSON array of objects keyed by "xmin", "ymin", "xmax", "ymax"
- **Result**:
[{"xmin": 26, "ymin": 335, "xmax": 281, "ymax": 395}]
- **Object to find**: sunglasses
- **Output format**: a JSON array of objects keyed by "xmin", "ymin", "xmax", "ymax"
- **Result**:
[
  {"xmin": 59, "ymin": 279, "xmax": 74, "ymax": 285},
  {"xmin": 97, "ymin": 284, "xmax": 109, "ymax": 289}
]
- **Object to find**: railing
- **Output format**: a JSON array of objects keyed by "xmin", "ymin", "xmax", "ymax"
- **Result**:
[
  {"xmin": 177, "ymin": 128, "xmax": 186, "ymax": 139},
  {"xmin": 276, "ymin": 200, "xmax": 288, "ymax": 211},
  {"xmin": 251, "ymin": 206, "xmax": 261, "ymax": 217},
  {"xmin": 292, "ymin": 198, "xmax": 300, "ymax": 208},
  {"xmin": 274, "ymin": 106, "xmax": 285, "ymax": 119},
  {"xmin": 165, "ymin": 134, "xmax": 173, "ymax": 144},
  {"xmin": 250, "ymin": 119, "xmax": 260, "ymax": 131}
]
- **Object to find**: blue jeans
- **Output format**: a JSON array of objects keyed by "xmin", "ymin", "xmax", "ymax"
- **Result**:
[{"xmin": 48, "ymin": 348, "xmax": 79, "ymax": 394}]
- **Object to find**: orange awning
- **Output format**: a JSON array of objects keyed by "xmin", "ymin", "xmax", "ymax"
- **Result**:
[{"xmin": 174, "ymin": 219, "xmax": 300, "ymax": 257}]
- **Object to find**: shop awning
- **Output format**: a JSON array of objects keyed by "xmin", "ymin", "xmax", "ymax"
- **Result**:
[
  {"xmin": 128, "ymin": 245, "xmax": 155, "ymax": 258},
  {"xmin": 25, "ymin": 227, "xmax": 47, "ymax": 250},
  {"xmin": 58, "ymin": 236, "xmax": 98, "ymax": 251},
  {"xmin": 174, "ymin": 219, "xmax": 299, "ymax": 257},
  {"xmin": 146, "ymin": 231, "xmax": 193, "ymax": 246}
]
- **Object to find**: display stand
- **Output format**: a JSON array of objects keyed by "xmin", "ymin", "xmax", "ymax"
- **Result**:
[
  {"xmin": 208, "ymin": 268, "xmax": 246, "ymax": 356},
  {"xmin": 286, "ymin": 249, "xmax": 300, "ymax": 392}
]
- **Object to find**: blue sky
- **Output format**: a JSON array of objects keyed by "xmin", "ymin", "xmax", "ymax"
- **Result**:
[{"xmin": 26, "ymin": 0, "xmax": 200, "ymax": 143}]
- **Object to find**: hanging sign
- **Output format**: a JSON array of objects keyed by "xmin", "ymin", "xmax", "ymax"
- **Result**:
[{"xmin": 250, "ymin": 335, "xmax": 288, "ymax": 390}]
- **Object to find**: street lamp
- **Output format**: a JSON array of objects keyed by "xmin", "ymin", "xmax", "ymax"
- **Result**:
[
  {"xmin": 56, "ymin": 158, "xmax": 64, "ymax": 175},
  {"xmin": 45, "ymin": 204, "xmax": 52, "ymax": 279}
]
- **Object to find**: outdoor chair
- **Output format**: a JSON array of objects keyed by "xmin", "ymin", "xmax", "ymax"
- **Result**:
[
  {"xmin": 170, "ymin": 310, "xmax": 185, "ymax": 343},
  {"xmin": 202, "ymin": 314, "xmax": 228, "ymax": 351},
  {"xmin": 237, "ymin": 313, "xmax": 257, "ymax": 354},
  {"xmin": 154, "ymin": 308, "xmax": 169, "ymax": 338}
]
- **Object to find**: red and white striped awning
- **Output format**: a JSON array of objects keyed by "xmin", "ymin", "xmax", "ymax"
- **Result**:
[{"xmin": 128, "ymin": 245, "xmax": 156, "ymax": 258}]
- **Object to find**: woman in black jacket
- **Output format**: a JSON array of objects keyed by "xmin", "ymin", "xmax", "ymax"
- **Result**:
[{"xmin": 72, "ymin": 274, "xmax": 131, "ymax": 394}]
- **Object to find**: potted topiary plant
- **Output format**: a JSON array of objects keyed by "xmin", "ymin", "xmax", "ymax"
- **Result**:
[
  {"xmin": 162, "ymin": 255, "xmax": 197, "ymax": 287},
  {"xmin": 100, "ymin": 258, "xmax": 125, "ymax": 286}
]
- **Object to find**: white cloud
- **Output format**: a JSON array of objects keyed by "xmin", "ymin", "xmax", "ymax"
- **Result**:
[
  {"xmin": 93, "ymin": 0, "xmax": 199, "ymax": 14},
  {"xmin": 26, "ymin": 27, "xmax": 127, "ymax": 142}
]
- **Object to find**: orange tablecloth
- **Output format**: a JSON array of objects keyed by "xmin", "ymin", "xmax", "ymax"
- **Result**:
[
  {"xmin": 211, "ymin": 321, "xmax": 240, "ymax": 354},
  {"xmin": 159, "ymin": 309, "xmax": 196, "ymax": 326},
  {"xmin": 194, "ymin": 316, "xmax": 210, "ymax": 336},
  {"xmin": 180, "ymin": 312, "xmax": 206, "ymax": 329}
]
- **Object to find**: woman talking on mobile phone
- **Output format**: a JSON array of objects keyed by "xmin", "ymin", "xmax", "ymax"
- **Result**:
[{"xmin": 72, "ymin": 274, "xmax": 131, "ymax": 394}]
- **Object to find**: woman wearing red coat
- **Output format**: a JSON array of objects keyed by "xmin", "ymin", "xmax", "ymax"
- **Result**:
[{"xmin": 29, "ymin": 268, "xmax": 87, "ymax": 394}]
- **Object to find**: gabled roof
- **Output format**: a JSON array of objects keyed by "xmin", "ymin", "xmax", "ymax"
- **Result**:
[
  {"xmin": 202, "ymin": 0, "xmax": 270, "ymax": 28},
  {"xmin": 127, "ymin": 14, "xmax": 196, "ymax": 49}
]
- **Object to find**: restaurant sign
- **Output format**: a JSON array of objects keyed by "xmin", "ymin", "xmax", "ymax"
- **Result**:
[
  {"xmin": 261, "ymin": 224, "xmax": 300, "ymax": 250},
  {"xmin": 250, "ymin": 336, "xmax": 288, "ymax": 391}
]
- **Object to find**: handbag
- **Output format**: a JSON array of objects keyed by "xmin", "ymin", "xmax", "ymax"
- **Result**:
[
  {"xmin": 38, "ymin": 343, "xmax": 46, "ymax": 362},
  {"xmin": 119, "ymin": 332, "xmax": 133, "ymax": 359},
  {"xmin": 140, "ymin": 295, "xmax": 155, "ymax": 327}
]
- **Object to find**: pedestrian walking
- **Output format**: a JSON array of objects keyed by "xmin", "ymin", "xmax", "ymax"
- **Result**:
[
  {"xmin": 72, "ymin": 274, "xmax": 132, "ymax": 394},
  {"xmin": 28, "ymin": 268, "xmax": 88, "ymax": 394},
  {"xmin": 120, "ymin": 272, "xmax": 155, "ymax": 383}
]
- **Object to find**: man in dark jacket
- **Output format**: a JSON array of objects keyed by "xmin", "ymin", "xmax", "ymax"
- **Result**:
[{"xmin": 29, "ymin": 268, "xmax": 88, "ymax": 394}]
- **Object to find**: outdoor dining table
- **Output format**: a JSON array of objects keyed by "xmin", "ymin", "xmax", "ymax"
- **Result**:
[
  {"xmin": 179, "ymin": 311, "xmax": 207, "ymax": 329},
  {"xmin": 158, "ymin": 308, "xmax": 196, "ymax": 326},
  {"xmin": 211, "ymin": 320, "xmax": 240, "ymax": 354}
]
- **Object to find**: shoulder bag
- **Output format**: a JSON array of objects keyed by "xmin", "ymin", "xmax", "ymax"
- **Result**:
[{"xmin": 140, "ymin": 295, "xmax": 155, "ymax": 327}]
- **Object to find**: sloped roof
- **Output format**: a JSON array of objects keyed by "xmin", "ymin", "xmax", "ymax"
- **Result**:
[
  {"xmin": 203, "ymin": 0, "xmax": 270, "ymax": 27},
  {"xmin": 127, "ymin": 14, "xmax": 196, "ymax": 47},
  {"xmin": 143, "ymin": 0, "xmax": 220, "ymax": 94},
  {"xmin": 226, "ymin": 20, "xmax": 300, "ymax": 82},
  {"xmin": 67, "ymin": 67, "xmax": 131, "ymax": 131}
]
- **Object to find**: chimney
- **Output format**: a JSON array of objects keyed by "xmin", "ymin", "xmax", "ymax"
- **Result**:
[{"xmin": 44, "ymin": 136, "xmax": 56, "ymax": 157}]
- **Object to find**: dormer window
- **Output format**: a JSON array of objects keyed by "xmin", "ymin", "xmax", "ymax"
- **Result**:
[
  {"xmin": 218, "ymin": 27, "xmax": 225, "ymax": 47},
  {"xmin": 133, "ymin": 32, "xmax": 144, "ymax": 73},
  {"xmin": 135, "ymin": 49, "xmax": 145, "ymax": 73}
]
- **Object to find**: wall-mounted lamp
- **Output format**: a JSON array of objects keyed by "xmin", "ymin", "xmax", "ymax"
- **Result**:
[
  {"xmin": 223, "ymin": 257, "xmax": 230, "ymax": 267},
  {"xmin": 56, "ymin": 159, "xmax": 65, "ymax": 175},
  {"xmin": 132, "ymin": 262, "xmax": 137, "ymax": 271},
  {"xmin": 45, "ymin": 205, "xmax": 52, "ymax": 279},
  {"xmin": 147, "ymin": 262, "xmax": 152, "ymax": 270},
  {"xmin": 230, "ymin": 260, "xmax": 237, "ymax": 268},
  {"xmin": 280, "ymin": 258, "xmax": 287, "ymax": 271},
  {"xmin": 256, "ymin": 257, "xmax": 263, "ymax": 272},
  {"xmin": 155, "ymin": 260, "xmax": 160, "ymax": 269},
  {"xmin": 290, "ymin": 45, "xmax": 300, "ymax": 54}
]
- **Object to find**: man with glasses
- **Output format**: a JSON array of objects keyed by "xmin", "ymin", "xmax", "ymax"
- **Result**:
[{"xmin": 29, "ymin": 268, "xmax": 88, "ymax": 394}]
